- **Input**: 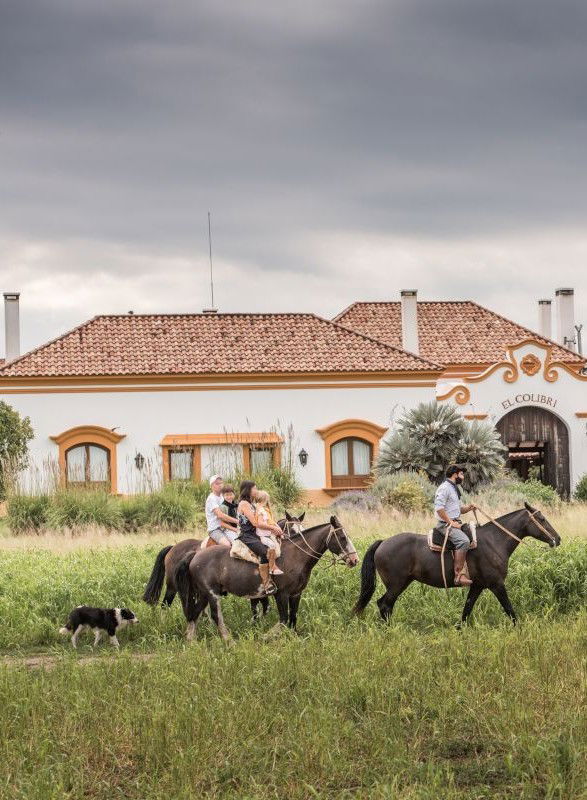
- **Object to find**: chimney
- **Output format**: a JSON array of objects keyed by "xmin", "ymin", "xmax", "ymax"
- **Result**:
[
  {"xmin": 3, "ymin": 292, "xmax": 20, "ymax": 362},
  {"xmin": 555, "ymin": 288, "xmax": 575, "ymax": 350},
  {"xmin": 538, "ymin": 299, "xmax": 552, "ymax": 339},
  {"xmin": 400, "ymin": 290, "xmax": 419, "ymax": 354}
]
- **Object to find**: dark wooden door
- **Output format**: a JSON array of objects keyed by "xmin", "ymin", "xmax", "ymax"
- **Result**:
[{"xmin": 496, "ymin": 407, "xmax": 570, "ymax": 497}]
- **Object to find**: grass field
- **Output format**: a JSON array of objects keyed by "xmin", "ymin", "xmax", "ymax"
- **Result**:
[{"xmin": 1, "ymin": 508, "xmax": 586, "ymax": 799}]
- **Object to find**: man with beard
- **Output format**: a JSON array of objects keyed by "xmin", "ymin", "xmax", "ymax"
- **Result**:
[{"xmin": 433, "ymin": 465, "xmax": 477, "ymax": 586}]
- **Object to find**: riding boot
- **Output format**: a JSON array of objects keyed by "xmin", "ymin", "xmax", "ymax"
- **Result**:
[
  {"xmin": 258, "ymin": 563, "xmax": 277, "ymax": 595},
  {"xmin": 268, "ymin": 547, "xmax": 284, "ymax": 576},
  {"xmin": 454, "ymin": 549, "xmax": 472, "ymax": 586}
]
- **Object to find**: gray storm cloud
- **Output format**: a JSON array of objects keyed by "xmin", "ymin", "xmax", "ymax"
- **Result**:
[{"xmin": 1, "ymin": 0, "xmax": 586, "ymax": 352}]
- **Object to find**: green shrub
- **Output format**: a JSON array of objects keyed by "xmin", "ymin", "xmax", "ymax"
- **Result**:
[
  {"xmin": 146, "ymin": 487, "xmax": 194, "ymax": 530},
  {"xmin": 331, "ymin": 491, "xmax": 381, "ymax": 513},
  {"xmin": 573, "ymin": 473, "xmax": 587, "ymax": 502},
  {"xmin": 47, "ymin": 490, "xmax": 123, "ymax": 530},
  {"xmin": 511, "ymin": 478, "xmax": 559, "ymax": 507},
  {"xmin": 6, "ymin": 494, "xmax": 50, "ymax": 533},
  {"xmin": 376, "ymin": 401, "xmax": 506, "ymax": 490},
  {"xmin": 372, "ymin": 471, "xmax": 435, "ymax": 512},
  {"xmin": 119, "ymin": 495, "xmax": 151, "ymax": 532},
  {"xmin": 168, "ymin": 480, "xmax": 209, "ymax": 508},
  {"xmin": 226, "ymin": 467, "xmax": 303, "ymax": 512}
]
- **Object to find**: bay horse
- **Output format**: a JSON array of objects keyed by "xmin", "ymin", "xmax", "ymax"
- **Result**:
[
  {"xmin": 175, "ymin": 515, "xmax": 358, "ymax": 641},
  {"xmin": 142, "ymin": 512, "xmax": 305, "ymax": 617},
  {"xmin": 353, "ymin": 503, "xmax": 560, "ymax": 625}
]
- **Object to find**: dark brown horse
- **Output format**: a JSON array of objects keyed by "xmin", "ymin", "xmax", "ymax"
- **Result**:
[
  {"xmin": 175, "ymin": 515, "xmax": 358, "ymax": 640},
  {"xmin": 353, "ymin": 503, "xmax": 560, "ymax": 625},
  {"xmin": 142, "ymin": 513, "xmax": 306, "ymax": 617}
]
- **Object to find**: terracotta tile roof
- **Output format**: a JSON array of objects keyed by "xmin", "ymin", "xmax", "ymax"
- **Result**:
[
  {"xmin": 334, "ymin": 301, "xmax": 584, "ymax": 367},
  {"xmin": 0, "ymin": 313, "xmax": 441, "ymax": 379}
]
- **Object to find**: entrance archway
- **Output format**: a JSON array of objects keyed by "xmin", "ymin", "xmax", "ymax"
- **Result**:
[{"xmin": 496, "ymin": 407, "xmax": 570, "ymax": 497}]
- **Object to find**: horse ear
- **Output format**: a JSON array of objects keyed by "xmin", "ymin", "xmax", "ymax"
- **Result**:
[
  {"xmin": 299, "ymin": 512, "xmax": 305, "ymax": 522},
  {"xmin": 330, "ymin": 515, "xmax": 337, "ymax": 526},
  {"xmin": 524, "ymin": 501, "xmax": 536, "ymax": 513},
  {"xmin": 285, "ymin": 510, "xmax": 292, "ymax": 521}
]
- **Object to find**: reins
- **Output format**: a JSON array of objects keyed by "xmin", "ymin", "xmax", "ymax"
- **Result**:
[
  {"xmin": 283, "ymin": 524, "xmax": 356, "ymax": 566},
  {"xmin": 438, "ymin": 506, "xmax": 556, "ymax": 590}
]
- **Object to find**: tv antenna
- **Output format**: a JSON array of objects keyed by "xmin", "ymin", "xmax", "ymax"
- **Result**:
[{"xmin": 203, "ymin": 211, "xmax": 218, "ymax": 314}]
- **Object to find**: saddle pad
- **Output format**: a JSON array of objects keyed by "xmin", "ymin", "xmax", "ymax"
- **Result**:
[
  {"xmin": 429, "ymin": 523, "xmax": 477, "ymax": 551},
  {"xmin": 230, "ymin": 539, "xmax": 260, "ymax": 564}
]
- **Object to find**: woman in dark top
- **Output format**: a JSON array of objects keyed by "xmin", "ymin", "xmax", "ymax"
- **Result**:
[{"xmin": 237, "ymin": 480, "xmax": 283, "ymax": 595}]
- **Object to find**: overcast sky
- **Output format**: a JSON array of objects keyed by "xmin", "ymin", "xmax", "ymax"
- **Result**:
[{"xmin": 1, "ymin": 0, "xmax": 587, "ymax": 355}]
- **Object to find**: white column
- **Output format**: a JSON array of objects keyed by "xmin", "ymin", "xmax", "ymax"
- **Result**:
[
  {"xmin": 538, "ymin": 299, "xmax": 552, "ymax": 339},
  {"xmin": 400, "ymin": 290, "xmax": 419, "ymax": 354},
  {"xmin": 3, "ymin": 292, "xmax": 20, "ymax": 362},
  {"xmin": 555, "ymin": 288, "xmax": 575, "ymax": 350}
]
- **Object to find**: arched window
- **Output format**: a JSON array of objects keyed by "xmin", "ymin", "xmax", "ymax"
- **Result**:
[
  {"xmin": 330, "ymin": 437, "xmax": 372, "ymax": 488},
  {"xmin": 66, "ymin": 443, "xmax": 110, "ymax": 489},
  {"xmin": 316, "ymin": 418, "xmax": 388, "ymax": 493},
  {"xmin": 50, "ymin": 426, "xmax": 125, "ymax": 494}
]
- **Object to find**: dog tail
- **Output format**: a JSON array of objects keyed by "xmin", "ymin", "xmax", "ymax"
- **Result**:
[{"xmin": 143, "ymin": 545, "xmax": 173, "ymax": 604}]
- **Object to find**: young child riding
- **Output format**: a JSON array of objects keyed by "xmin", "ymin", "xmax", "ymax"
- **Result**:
[
  {"xmin": 236, "ymin": 480, "xmax": 283, "ymax": 594},
  {"xmin": 255, "ymin": 490, "xmax": 284, "ymax": 576}
]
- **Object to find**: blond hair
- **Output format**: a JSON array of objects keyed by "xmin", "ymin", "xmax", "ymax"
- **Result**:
[{"xmin": 255, "ymin": 490, "xmax": 274, "ymax": 519}]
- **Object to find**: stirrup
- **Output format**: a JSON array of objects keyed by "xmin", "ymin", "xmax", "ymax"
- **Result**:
[
  {"xmin": 454, "ymin": 571, "xmax": 472, "ymax": 586},
  {"xmin": 263, "ymin": 582, "xmax": 277, "ymax": 595}
]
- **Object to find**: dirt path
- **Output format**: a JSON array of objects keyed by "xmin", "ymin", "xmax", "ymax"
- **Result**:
[{"xmin": 2, "ymin": 651, "xmax": 157, "ymax": 670}]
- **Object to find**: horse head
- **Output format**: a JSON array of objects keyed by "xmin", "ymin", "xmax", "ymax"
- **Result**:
[
  {"xmin": 281, "ymin": 510, "xmax": 306, "ymax": 536},
  {"xmin": 521, "ymin": 502, "xmax": 561, "ymax": 548},
  {"xmin": 327, "ymin": 515, "xmax": 358, "ymax": 567}
]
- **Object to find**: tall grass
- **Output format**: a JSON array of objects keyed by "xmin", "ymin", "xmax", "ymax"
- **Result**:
[
  {"xmin": 0, "ymin": 512, "xmax": 586, "ymax": 798},
  {"xmin": 1, "ymin": 617, "xmax": 586, "ymax": 799}
]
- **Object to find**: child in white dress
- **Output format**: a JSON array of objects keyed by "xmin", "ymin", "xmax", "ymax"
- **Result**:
[{"xmin": 255, "ymin": 491, "xmax": 283, "ymax": 575}]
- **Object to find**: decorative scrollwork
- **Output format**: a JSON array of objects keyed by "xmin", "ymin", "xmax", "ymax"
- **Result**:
[
  {"xmin": 520, "ymin": 353, "xmax": 541, "ymax": 376},
  {"xmin": 437, "ymin": 385, "xmax": 470, "ymax": 406}
]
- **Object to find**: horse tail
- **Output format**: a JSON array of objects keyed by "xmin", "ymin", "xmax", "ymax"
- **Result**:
[
  {"xmin": 353, "ymin": 539, "xmax": 383, "ymax": 616},
  {"xmin": 175, "ymin": 555, "xmax": 197, "ymax": 621},
  {"xmin": 142, "ymin": 545, "xmax": 173, "ymax": 604}
]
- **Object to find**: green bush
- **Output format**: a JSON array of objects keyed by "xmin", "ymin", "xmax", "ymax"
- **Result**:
[
  {"xmin": 573, "ymin": 473, "xmax": 587, "ymax": 502},
  {"xmin": 119, "ymin": 495, "xmax": 151, "ymax": 532},
  {"xmin": 376, "ymin": 401, "xmax": 506, "ymax": 490},
  {"xmin": 47, "ymin": 490, "xmax": 123, "ymax": 530},
  {"xmin": 510, "ymin": 478, "xmax": 560, "ymax": 507},
  {"xmin": 331, "ymin": 491, "xmax": 381, "ymax": 513},
  {"xmin": 6, "ymin": 494, "xmax": 50, "ymax": 533},
  {"xmin": 372, "ymin": 470, "xmax": 435, "ymax": 512},
  {"xmin": 146, "ymin": 486, "xmax": 194, "ymax": 531},
  {"xmin": 225, "ymin": 466, "xmax": 303, "ymax": 512},
  {"xmin": 168, "ymin": 479, "xmax": 209, "ymax": 509}
]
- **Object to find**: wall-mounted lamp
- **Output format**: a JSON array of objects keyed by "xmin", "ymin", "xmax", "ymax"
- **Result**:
[
  {"xmin": 134, "ymin": 452, "xmax": 145, "ymax": 471},
  {"xmin": 298, "ymin": 448, "xmax": 308, "ymax": 467}
]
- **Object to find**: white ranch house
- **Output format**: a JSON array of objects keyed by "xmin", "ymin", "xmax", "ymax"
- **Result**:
[{"xmin": 1, "ymin": 289, "xmax": 586, "ymax": 504}]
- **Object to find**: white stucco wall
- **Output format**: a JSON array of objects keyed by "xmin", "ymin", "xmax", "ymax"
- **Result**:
[{"xmin": 2, "ymin": 382, "xmax": 434, "ymax": 494}]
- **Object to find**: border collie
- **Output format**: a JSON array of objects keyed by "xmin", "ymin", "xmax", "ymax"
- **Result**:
[{"xmin": 59, "ymin": 606, "xmax": 138, "ymax": 649}]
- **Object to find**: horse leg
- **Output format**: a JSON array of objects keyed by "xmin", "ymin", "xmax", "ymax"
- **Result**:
[
  {"xmin": 459, "ymin": 584, "xmax": 483, "ymax": 626},
  {"xmin": 275, "ymin": 592, "xmax": 289, "ymax": 626},
  {"xmin": 208, "ymin": 593, "xmax": 232, "ymax": 642},
  {"xmin": 162, "ymin": 584, "xmax": 176, "ymax": 607},
  {"xmin": 260, "ymin": 597, "xmax": 270, "ymax": 616},
  {"xmin": 376, "ymin": 580, "xmax": 412, "ymax": 621},
  {"xmin": 288, "ymin": 595, "xmax": 301, "ymax": 630},
  {"xmin": 490, "ymin": 583, "xmax": 517, "ymax": 625},
  {"xmin": 250, "ymin": 599, "xmax": 261, "ymax": 621},
  {"xmin": 186, "ymin": 595, "xmax": 209, "ymax": 641}
]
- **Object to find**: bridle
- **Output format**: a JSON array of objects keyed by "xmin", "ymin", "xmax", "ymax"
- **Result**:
[
  {"xmin": 475, "ymin": 507, "xmax": 557, "ymax": 546},
  {"xmin": 283, "ymin": 522, "xmax": 357, "ymax": 565}
]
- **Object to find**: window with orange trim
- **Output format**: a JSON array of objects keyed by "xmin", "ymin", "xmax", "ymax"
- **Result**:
[{"xmin": 330, "ymin": 437, "xmax": 373, "ymax": 488}]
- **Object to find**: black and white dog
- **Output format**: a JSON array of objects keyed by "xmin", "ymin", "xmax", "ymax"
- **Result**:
[{"xmin": 59, "ymin": 606, "xmax": 139, "ymax": 649}]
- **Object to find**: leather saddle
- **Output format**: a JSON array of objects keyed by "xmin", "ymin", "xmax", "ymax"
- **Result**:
[{"xmin": 428, "ymin": 522, "xmax": 477, "ymax": 552}]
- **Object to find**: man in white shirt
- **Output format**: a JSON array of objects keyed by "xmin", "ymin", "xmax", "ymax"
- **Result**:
[
  {"xmin": 434, "ymin": 465, "xmax": 476, "ymax": 586},
  {"xmin": 205, "ymin": 475, "xmax": 238, "ymax": 546}
]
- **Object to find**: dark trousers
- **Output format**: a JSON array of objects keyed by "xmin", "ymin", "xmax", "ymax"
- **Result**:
[{"xmin": 238, "ymin": 531, "xmax": 269, "ymax": 564}]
